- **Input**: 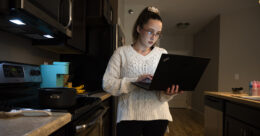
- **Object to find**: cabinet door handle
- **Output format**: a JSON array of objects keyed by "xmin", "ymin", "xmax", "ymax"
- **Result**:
[
  {"xmin": 244, "ymin": 128, "xmax": 247, "ymax": 136},
  {"xmin": 58, "ymin": 0, "xmax": 72, "ymax": 28},
  {"xmin": 75, "ymin": 107, "xmax": 108, "ymax": 133},
  {"xmin": 242, "ymin": 128, "xmax": 248, "ymax": 136},
  {"xmin": 65, "ymin": 0, "xmax": 73, "ymax": 28},
  {"xmin": 240, "ymin": 128, "xmax": 244, "ymax": 136}
]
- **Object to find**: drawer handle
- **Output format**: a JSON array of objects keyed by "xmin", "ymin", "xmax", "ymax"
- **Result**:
[
  {"xmin": 240, "ymin": 128, "xmax": 249, "ymax": 136},
  {"xmin": 240, "ymin": 128, "xmax": 243, "ymax": 136}
]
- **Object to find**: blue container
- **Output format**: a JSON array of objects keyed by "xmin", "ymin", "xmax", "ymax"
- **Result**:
[{"xmin": 40, "ymin": 62, "xmax": 70, "ymax": 88}]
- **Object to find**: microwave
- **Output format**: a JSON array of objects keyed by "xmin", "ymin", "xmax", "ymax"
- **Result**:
[
  {"xmin": 0, "ymin": 0, "xmax": 87, "ymax": 53},
  {"xmin": 0, "ymin": 0, "xmax": 72, "ymax": 40}
]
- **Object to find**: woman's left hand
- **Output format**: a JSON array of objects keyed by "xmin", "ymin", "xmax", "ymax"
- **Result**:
[{"xmin": 165, "ymin": 84, "xmax": 183, "ymax": 95}]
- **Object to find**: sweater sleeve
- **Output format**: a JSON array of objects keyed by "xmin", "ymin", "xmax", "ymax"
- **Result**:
[{"xmin": 102, "ymin": 49, "xmax": 138, "ymax": 96}]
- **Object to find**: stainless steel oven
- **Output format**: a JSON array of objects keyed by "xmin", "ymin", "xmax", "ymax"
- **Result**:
[
  {"xmin": 49, "ymin": 99, "xmax": 110, "ymax": 136},
  {"xmin": 74, "ymin": 106, "xmax": 108, "ymax": 136},
  {"xmin": 48, "ymin": 96, "xmax": 112, "ymax": 136},
  {"xmin": 0, "ymin": 61, "xmax": 112, "ymax": 136}
]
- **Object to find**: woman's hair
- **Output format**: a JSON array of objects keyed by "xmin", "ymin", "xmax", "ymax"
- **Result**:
[{"xmin": 132, "ymin": 6, "xmax": 163, "ymax": 43}]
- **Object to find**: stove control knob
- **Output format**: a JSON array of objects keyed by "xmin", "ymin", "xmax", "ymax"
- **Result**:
[{"xmin": 30, "ymin": 70, "xmax": 41, "ymax": 76}]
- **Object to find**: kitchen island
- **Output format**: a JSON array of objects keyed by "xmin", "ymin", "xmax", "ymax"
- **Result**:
[{"xmin": 204, "ymin": 91, "xmax": 260, "ymax": 136}]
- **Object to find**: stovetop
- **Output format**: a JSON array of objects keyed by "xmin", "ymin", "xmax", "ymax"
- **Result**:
[{"xmin": 0, "ymin": 61, "xmax": 104, "ymax": 121}]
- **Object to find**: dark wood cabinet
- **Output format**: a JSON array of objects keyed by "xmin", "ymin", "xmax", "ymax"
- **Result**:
[
  {"xmin": 224, "ymin": 102, "xmax": 260, "ymax": 136},
  {"xmin": 204, "ymin": 96, "xmax": 224, "ymax": 136},
  {"xmin": 100, "ymin": 97, "xmax": 112, "ymax": 136},
  {"xmin": 85, "ymin": 0, "xmax": 113, "ymax": 26},
  {"xmin": 225, "ymin": 116, "xmax": 260, "ymax": 136},
  {"xmin": 204, "ymin": 95, "xmax": 260, "ymax": 136},
  {"xmin": 225, "ymin": 102, "xmax": 260, "ymax": 129}
]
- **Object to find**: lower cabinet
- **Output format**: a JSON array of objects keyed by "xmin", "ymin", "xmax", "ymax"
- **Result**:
[
  {"xmin": 204, "ymin": 96, "xmax": 224, "ymax": 136},
  {"xmin": 225, "ymin": 116, "xmax": 260, "ymax": 136},
  {"xmin": 205, "ymin": 95, "xmax": 260, "ymax": 136},
  {"xmin": 100, "ymin": 97, "xmax": 113, "ymax": 136},
  {"xmin": 224, "ymin": 101, "xmax": 260, "ymax": 136}
]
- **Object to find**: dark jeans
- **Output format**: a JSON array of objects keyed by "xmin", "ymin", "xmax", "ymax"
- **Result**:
[{"xmin": 116, "ymin": 120, "xmax": 168, "ymax": 136}]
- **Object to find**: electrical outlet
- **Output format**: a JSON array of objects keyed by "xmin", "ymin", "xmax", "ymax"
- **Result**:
[{"xmin": 234, "ymin": 73, "xmax": 239, "ymax": 80}]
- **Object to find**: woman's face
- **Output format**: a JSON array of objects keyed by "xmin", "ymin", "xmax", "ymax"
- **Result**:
[{"xmin": 137, "ymin": 19, "xmax": 162, "ymax": 48}]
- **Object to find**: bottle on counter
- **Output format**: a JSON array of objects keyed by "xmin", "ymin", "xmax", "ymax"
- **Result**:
[
  {"xmin": 249, "ymin": 80, "xmax": 259, "ymax": 96},
  {"xmin": 257, "ymin": 81, "xmax": 260, "ymax": 96},
  {"xmin": 249, "ymin": 81, "xmax": 252, "ymax": 96}
]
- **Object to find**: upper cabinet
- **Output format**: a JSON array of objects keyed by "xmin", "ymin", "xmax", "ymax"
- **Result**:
[
  {"xmin": 0, "ymin": 0, "xmax": 118, "ymax": 54},
  {"xmin": 85, "ymin": 0, "xmax": 114, "ymax": 26}
]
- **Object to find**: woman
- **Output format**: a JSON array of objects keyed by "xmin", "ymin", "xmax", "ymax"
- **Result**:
[{"xmin": 103, "ymin": 6, "xmax": 182, "ymax": 136}]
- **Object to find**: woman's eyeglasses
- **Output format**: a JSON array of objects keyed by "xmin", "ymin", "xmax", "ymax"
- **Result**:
[{"xmin": 142, "ymin": 28, "xmax": 161, "ymax": 37}]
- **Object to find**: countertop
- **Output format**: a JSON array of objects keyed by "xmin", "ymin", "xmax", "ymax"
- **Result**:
[
  {"xmin": 89, "ymin": 91, "xmax": 112, "ymax": 101},
  {"xmin": 205, "ymin": 91, "xmax": 260, "ymax": 108},
  {"xmin": 0, "ymin": 112, "xmax": 71, "ymax": 136},
  {"xmin": 0, "ymin": 92, "xmax": 111, "ymax": 136}
]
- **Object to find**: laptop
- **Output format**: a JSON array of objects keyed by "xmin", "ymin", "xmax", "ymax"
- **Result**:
[{"xmin": 131, "ymin": 54, "xmax": 210, "ymax": 91}]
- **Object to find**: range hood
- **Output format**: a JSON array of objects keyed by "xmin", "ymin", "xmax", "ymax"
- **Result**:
[{"xmin": 0, "ymin": 0, "xmax": 71, "ymax": 40}]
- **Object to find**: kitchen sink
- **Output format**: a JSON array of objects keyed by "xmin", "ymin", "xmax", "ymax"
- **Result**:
[{"xmin": 238, "ymin": 96, "xmax": 260, "ymax": 101}]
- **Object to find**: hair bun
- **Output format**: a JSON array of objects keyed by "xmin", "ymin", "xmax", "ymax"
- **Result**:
[{"xmin": 148, "ymin": 6, "xmax": 160, "ymax": 14}]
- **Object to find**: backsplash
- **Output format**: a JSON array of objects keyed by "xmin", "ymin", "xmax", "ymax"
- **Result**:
[{"xmin": 0, "ymin": 31, "xmax": 59, "ymax": 65}]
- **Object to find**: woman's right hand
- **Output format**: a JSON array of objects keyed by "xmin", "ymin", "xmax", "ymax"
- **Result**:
[{"xmin": 136, "ymin": 74, "xmax": 153, "ymax": 82}]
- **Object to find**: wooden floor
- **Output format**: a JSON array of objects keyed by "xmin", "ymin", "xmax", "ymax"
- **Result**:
[{"xmin": 165, "ymin": 108, "xmax": 204, "ymax": 136}]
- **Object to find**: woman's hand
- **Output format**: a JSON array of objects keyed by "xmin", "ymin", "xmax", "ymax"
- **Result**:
[
  {"xmin": 136, "ymin": 74, "xmax": 153, "ymax": 82},
  {"xmin": 165, "ymin": 84, "xmax": 183, "ymax": 95}
]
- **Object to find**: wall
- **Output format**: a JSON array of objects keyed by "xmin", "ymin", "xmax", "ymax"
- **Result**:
[
  {"xmin": 160, "ymin": 34, "xmax": 194, "ymax": 55},
  {"xmin": 118, "ymin": 0, "xmax": 125, "ymax": 29},
  {"xmin": 192, "ymin": 16, "xmax": 220, "ymax": 113},
  {"xmin": 0, "ymin": 31, "xmax": 59, "ymax": 65},
  {"xmin": 219, "ymin": 6, "xmax": 260, "ymax": 91},
  {"xmin": 192, "ymin": 5, "xmax": 260, "ymax": 113},
  {"xmin": 123, "ymin": 3, "xmax": 194, "ymax": 52}
]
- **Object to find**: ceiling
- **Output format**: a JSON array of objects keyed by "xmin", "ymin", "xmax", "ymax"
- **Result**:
[{"xmin": 125, "ymin": 0, "xmax": 259, "ymax": 35}]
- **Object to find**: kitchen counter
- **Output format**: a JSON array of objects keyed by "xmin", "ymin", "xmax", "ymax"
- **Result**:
[
  {"xmin": 204, "ymin": 91, "xmax": 260, "ymax": 136},
  {"xmin": 205, "ymin": 91, "xmax": 260, "ymax": 108},
  {"xmin": 89, "ymin": 91, "xmax": 112, "ymax": 101},
  {"xmin": 0, "ymin": 92, "xmax": 111, "ymax": 136},
  {"xmin": 0, "ymin": 112, "xmax": 71, "ymax": 136}
]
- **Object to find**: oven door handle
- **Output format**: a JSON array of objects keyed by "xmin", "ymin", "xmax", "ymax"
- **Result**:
[{"xmin": 75, "ymin": 106, "xmax": 109, "ymax": 133}]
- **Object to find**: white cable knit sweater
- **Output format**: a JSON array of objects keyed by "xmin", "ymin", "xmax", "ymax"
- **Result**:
[{"xmin": 102, "ymin": 45, "xmax": 175, "ymax": 123}]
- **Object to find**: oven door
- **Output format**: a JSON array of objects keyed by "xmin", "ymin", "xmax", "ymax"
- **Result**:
[{"xmin": 75, "ymin": 106, "xmax": 108, "ymax": 136}]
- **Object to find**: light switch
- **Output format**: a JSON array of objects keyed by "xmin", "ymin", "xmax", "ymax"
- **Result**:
[{"xmin": 234, "ymin": 73, "xmax": 239, "ymax": 80}]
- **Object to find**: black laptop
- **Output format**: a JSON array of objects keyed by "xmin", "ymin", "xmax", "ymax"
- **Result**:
[{"xmin": 131, "ymin": 54, "xmax": 210, "ymax": 91}]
